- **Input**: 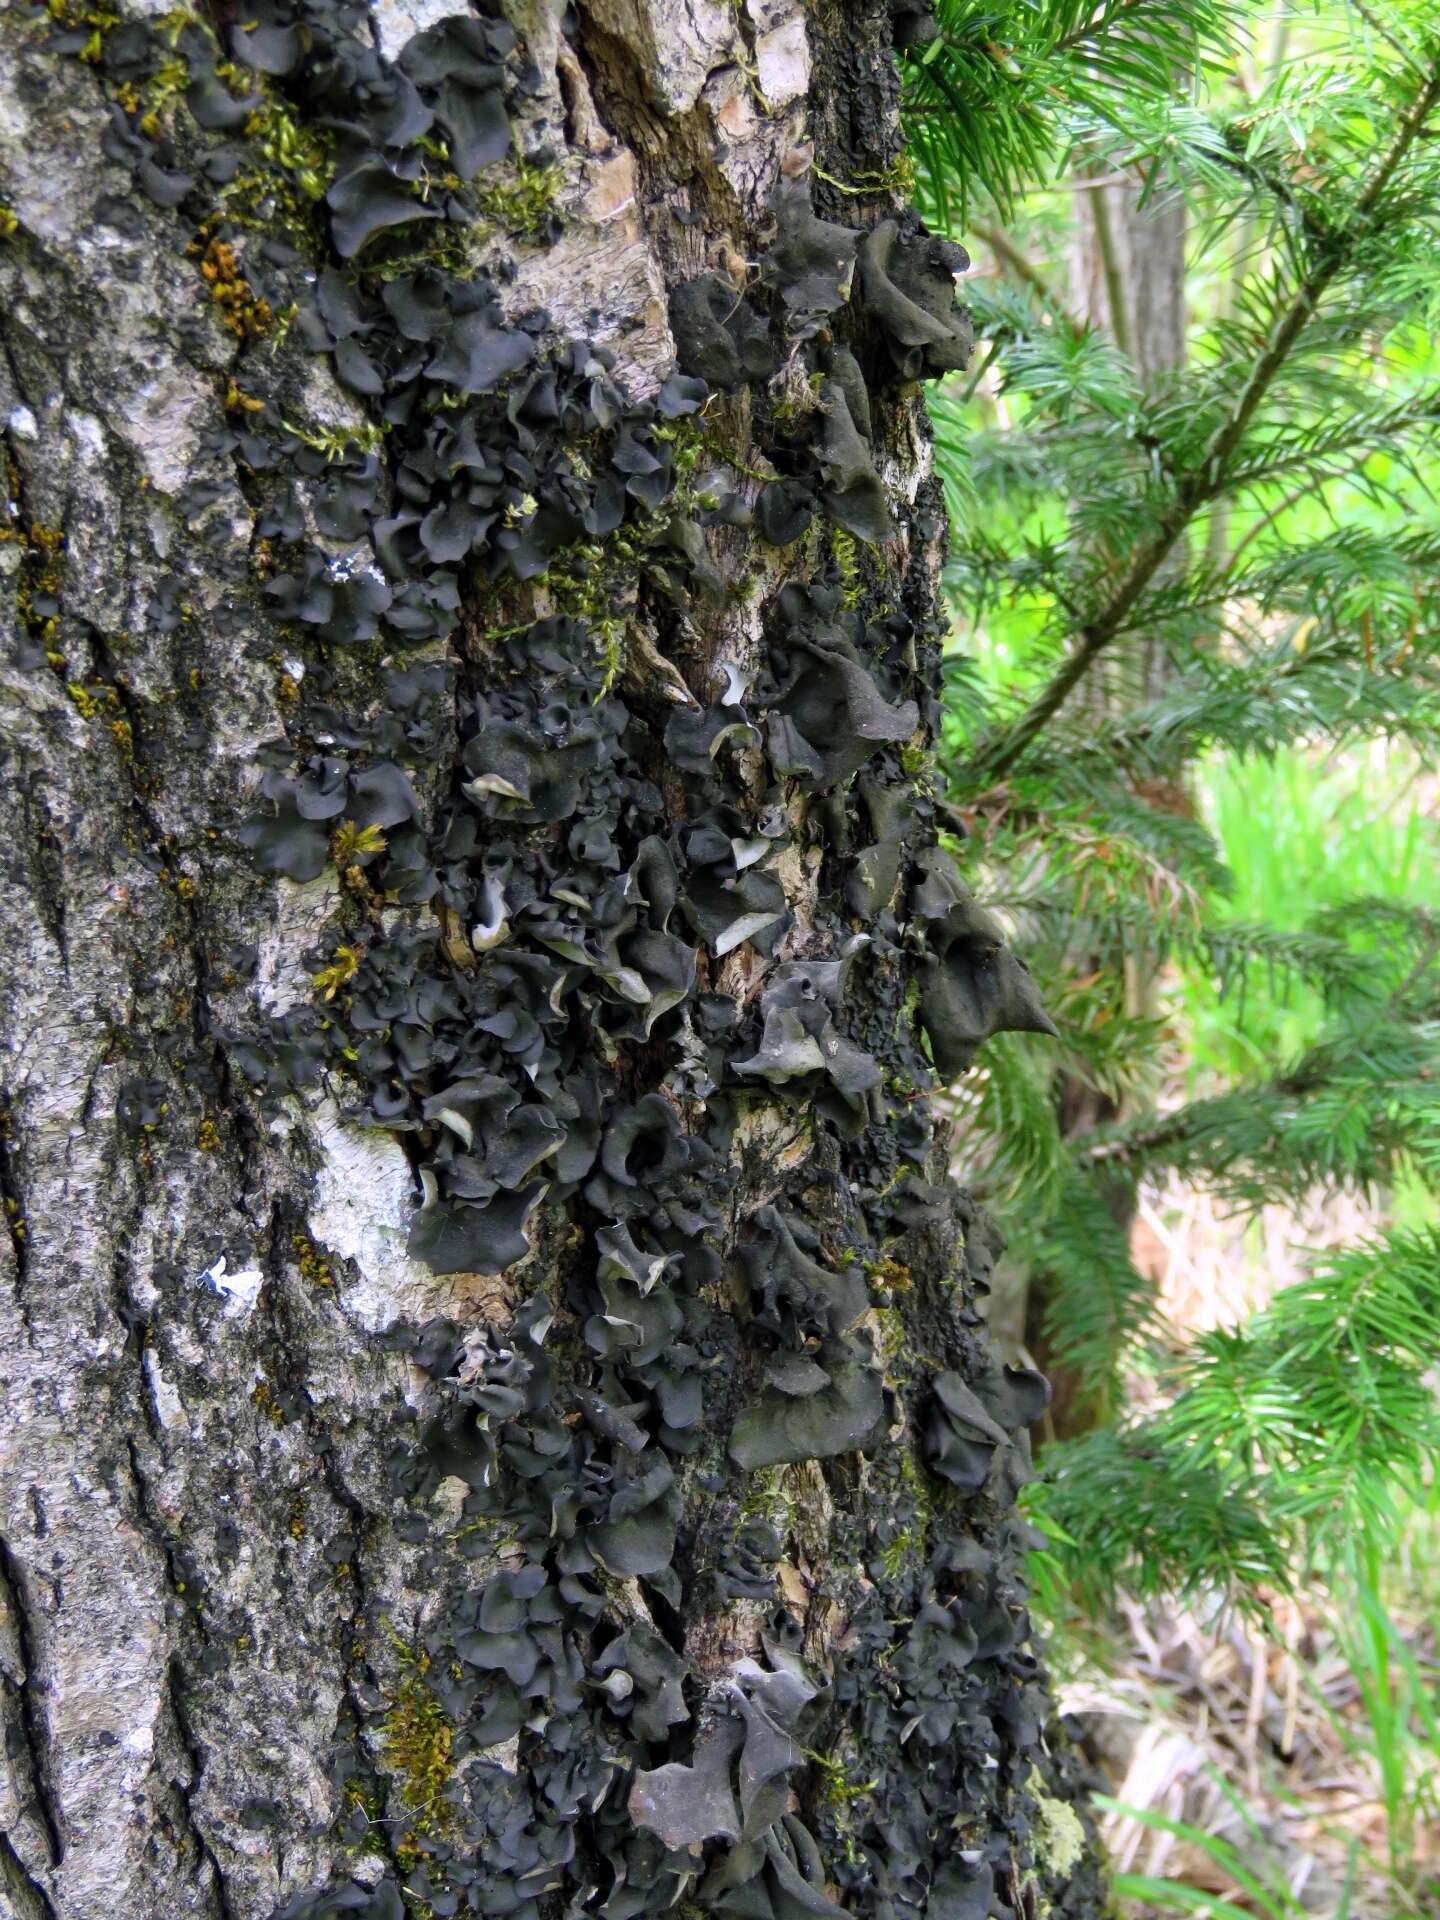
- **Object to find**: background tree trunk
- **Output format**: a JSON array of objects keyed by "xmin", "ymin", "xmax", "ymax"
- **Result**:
[
  {"xmin": 1071, "ymin": 167, "xmax": 1187, "ymax": 704},
  {"xmin": 0, "ymin": 3, "xmax": 1105, "ymax": 1917},
  {"xmin": 998, "ymin": 165, "xmax": 1191, "ymax": 1433}
]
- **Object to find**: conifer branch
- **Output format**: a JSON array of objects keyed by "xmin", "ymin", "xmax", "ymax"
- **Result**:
[{"xmin": 960, "ymin": 49, "xmax": 1440, "ymax": 785}]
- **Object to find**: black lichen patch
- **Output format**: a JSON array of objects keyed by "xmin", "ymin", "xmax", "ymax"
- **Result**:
[
  {"xmin": 910, "ymin": 847, "xmax": 1059, "ymax": 1077},
  {"xmin": 761, "ymin": 584, "xmax": 919, "ymax": 789},
  {"xmin": 858, "ymin": 218, "xmax": 975, "ymax": 381},
  {"xmin": 729, "ymin": 1334, "xmax": 885, "ymax": 1468},
  {"xmin": 761, "ymin": 180, "xmax": 860, "ymax": 335},
  {"xmin": 816, "ymin": 377, "xmax": 894, "ymax": 545},
  {"xmin": 671, "ymin": 274, "xmax": 777, "ymax": 391}
]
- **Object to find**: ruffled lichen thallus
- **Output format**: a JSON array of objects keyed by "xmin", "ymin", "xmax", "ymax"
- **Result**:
[{"xmin": 41, "ymin": 0, "xmax": 1098, "ymax": 1915}]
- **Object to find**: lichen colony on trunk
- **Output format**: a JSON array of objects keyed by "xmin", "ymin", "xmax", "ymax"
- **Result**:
[{"xmin": 0, "ymin": 1, "xmax": 1101, "ymax": 1918}]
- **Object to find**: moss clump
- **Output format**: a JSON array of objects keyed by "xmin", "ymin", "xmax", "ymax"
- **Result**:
[
  {"xmin": 12, "ymin": 519, "xmax": 66, "ymax": 662},
  {"xmin": 769, "ymin": 365, "xmax": 825, "ymax": 424},
  {"xmin": 313, "ymin": 944, "xmax": 363, "ymax": 1004},
  {"xmin": 66, "ymin": 680, "xmax": 119, "ymax": 722},
  {"xmin": 864, "ymin": 1257, "xmax": 911, "ymax": 1295},
  {"xmin": 807, "ymin": 1747, "xmax": 876, "ymax": 1807},
  {"xmin": 242, "ymin": 96, "xmax": 333, "ymax": 203},
  {"xmin": 251, "ymin": 1380, "xmax": 285, "ymax": 1426},
  {"xmin": 117, "ymin": 50, "xmax": 188, "ymax": 135},
  {"xmin": 44, "ymin": 0, "xmax": 122, "ymax": 65},
  {"xmin": 381, "ymin": 1669, "xmax": 455, "ymax": 1842},
  {"xmin": 736, "ymin": 1463, "xmax": 792, "ymax": 1528},
  {"xmin": 473, "ymin": 160, "xmax": 563, "ymax": 242},
  {"xmin": 329, "ymin": 820, "xmax": 389, "ymax": 895},
  {"xmin": 330, "ymin": 821, "xmax": 389, "ymax": 869},
  {"xmin": 831, "ymin": 524, "xmax": 863, "ymax": 606},
  {"xmin": 806, "ymin": 1745, "xmax": 875, "ymax": 1866},
  {"xmin": 64, "ymin": 679, "xmax": 133, "ymax": 755},
  {"xmin": 281, "ymin": 417, "xmax": 388, "ymax": 461},
  {"xmin": 877, "ymin": 1448, "xmax": 932, "ymax": 1579},
  {"xmin": 224, "ymin": 380, "xmax": 265, "ymax": 415}
]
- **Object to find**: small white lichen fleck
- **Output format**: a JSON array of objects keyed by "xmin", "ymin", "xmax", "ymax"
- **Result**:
[
  {"xmin": 200, "ymin": 1254, "xmax": 265, "ymax": 1318},
  {"xmin": 67, "ymin": 411, "xmax": 105, "ymax": 460},
  {"xmin": 372, "ymin": 0, "xmax": 465, "ymax": 60}
]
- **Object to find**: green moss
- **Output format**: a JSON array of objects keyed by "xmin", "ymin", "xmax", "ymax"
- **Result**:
[
  {"xmin": 594, "ymin": 617, "xmax": 626, "ymax": 698},
  {"xmin": 312, "ymin": 944, "xmax": 364, "ymax": 1004},
  {"xmin": 244, "ymin": 95, "xmax": 334, "ymax": 202},
  {"xmin": 831, "ymin": 524, "xmax": 863, "ymax": 606},
  {"xmin": 805, "ymin": 1745, "xmax": 875, "ymax": 1866},
  {"xmin": 806, "ymin": 1746, "xmax": 876, "ymax": 1806},
  {"xmin": 11, "ymin": 517, "xmax": 66, "ymax": 665},
  {"xmin": 381, "ymin": 1670, "xmax": 456, "ymax": 1840},
  {"xmin": 65, "ymin": 680, "xmax": 120, "ymax": 722},
  {"xmin": 737, "ymin": 1463, "xmax": 792, "ymax": 1527},
  {"xmin": 768, "ymin": 365, "xmax": 825, "ymax": 425},
  {"xmin": 473, "ymin": 160, "xmax": 563, "ymax": 242},
  {"xmin": 329, "ymin": 820, "xmax": 389, "ymax": 894},
  {"xmin": 44, "ymin": 0, "xmax": 122, "ymax": 65},
  {"xmin": 876, "ymin": 1448, "xmax": 933, "ymax": 1578},
  {"xmin": 280, "ymin": 417, "xmax": 388, "ymax": 461}
]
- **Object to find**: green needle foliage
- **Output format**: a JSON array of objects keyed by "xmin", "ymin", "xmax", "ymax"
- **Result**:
[
  {"xmin": 1041, "ymin": 1228, "xmax": 1440, "ymax": 1606},
  {"xmin": 908, "ymin": 0, "xmax": 1440, "ymax": 1608},
  {"xmin": 903, "ymin": 0, "xmax": 1241, "ymax": 227}
]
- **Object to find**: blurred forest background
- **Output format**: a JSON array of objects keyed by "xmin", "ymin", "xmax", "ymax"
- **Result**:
[{"xmin": 899, "ymin": 0, "xmax": 1440, "ymax": 1911}]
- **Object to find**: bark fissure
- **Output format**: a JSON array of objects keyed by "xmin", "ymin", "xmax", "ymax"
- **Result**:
[
  {"xmin": 0, "ymin": 1087, "xmax": 37, "ymax": 1340},
  {"xmin": 0, "ymin": 1827, "xmax": 60, "ymax": 1920},
  {"xmin": 0, "ymin": 1533, "xmax": 65, "ymax": 1868},
  {"xmin": 166, "ymin": 1656, "xmax": 240, "ymax": 1920}
]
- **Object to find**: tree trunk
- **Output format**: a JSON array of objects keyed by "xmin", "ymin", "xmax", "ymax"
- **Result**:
[
  {"xmin": 1011, "ymin": 168, "xmax": 1189, "ymax": 1432},
  {"xmin": 1071, "ymin": 167, "xmax": 1187, "ymax": 703},
  {"xmin": 0, "ymin": 4, "xmax": 1104, "ymax": 1918}
]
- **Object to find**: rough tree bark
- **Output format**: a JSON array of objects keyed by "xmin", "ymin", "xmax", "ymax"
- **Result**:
[{"xmin": 0, "ymin": 2, "xmax": 1106, "ymax": 1917}]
